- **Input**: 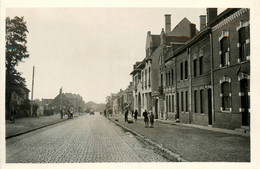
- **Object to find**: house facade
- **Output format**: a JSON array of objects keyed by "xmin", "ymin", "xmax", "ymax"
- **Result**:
[{"xmin": 158, "ymin": 8, "xmax": 250, "ymax": 130}]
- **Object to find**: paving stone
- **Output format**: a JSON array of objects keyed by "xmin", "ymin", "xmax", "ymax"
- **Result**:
[{"xmin": 6, "ymin": 114, "xmax": 169, "ymax": 163}]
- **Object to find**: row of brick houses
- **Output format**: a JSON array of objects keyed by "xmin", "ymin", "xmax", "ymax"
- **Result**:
[{"xmin": 129, "ymin": 8, "xmax": 250, "ymax": 130}]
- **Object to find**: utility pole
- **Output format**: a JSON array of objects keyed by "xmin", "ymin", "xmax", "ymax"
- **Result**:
[
  {"xmin": 30, "ymin": 66, "xmax": 35, "ymax": 117},
  {"xmin": 59, "ymin": 87, "xmax": 63, "ymax": 111}
]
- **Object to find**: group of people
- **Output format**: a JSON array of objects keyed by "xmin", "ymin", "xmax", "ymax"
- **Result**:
[
  {"xmin": 60, "ymin": 109, "xmax": 74, "ymax": 119},
  {"xmin": 142, "ymin": 110, "xmax": 154, "ymax": 128},
  {"xmin": 124, "ymin": 109, "xmax": 154, "ymax": 128}
]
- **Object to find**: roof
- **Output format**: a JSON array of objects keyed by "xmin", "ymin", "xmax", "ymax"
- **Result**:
[
  {"xmin": 169, "ymin": 17, "xmax": 198, "ymax": 37},
  {"xmin": 165, "ymin": 8, "xmax": 242, "ymax": 62},
  {"xmin": 49, "ymin": 93, "xmax": 74, "ymax": 108}
]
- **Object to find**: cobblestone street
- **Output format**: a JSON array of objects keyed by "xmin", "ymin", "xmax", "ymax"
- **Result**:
[{"xmin": 6, "ymin": 113, "xmax": 170, "ymax": 163}]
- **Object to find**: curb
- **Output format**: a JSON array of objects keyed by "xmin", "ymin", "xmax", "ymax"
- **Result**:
[
  {"xmin": 6, "ymin": 115, "xmax": 82, "ymax": 139},
  {"xmin": 156, "ymin": 120, "xmax": 250, "ymax": 137},
  {"xmin": 107, "ymin": 117, "xmax": 188, "ymax": 162}
]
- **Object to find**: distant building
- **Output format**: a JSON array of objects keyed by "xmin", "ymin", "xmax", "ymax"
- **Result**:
[{"xmin": 131, "ymin": 15, "xmax": 195, "ymax": 118}]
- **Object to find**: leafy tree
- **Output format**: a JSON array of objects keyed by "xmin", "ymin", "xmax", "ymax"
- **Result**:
[
  {"xmin": 19, "ymin": 99, "xmax": 31, "ymax": 117},
  {"xmin": 6, "ymin": 16, "xmax": 29, "ymax": 116},
  {"xmin": 105, "ymin": 96, "xmax": 111, "ymax": 109}
]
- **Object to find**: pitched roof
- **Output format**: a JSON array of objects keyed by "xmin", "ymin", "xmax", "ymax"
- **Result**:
[
  {"xmin": 169, "ymin": 17, "xmax": 198, "ymax": 37},
  {"xmin": 49, "ymin": 93, "xmax": 74, "ymax": 108}
]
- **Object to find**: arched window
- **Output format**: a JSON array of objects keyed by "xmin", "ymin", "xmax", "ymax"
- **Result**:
[
  {"xmin": 221, "ymin": 82, "xmax": 231, "ymax": 111},
  {"xmin": 220, "ymin": 37, "xmax": 229, "ymax": 67},
  {"xmin": 185, "ymin": 61, "xmax": 188, "ymax": 79},
  {"xmin": 239, "ymin": 27, "xmax": 246, "ymax": 62}
]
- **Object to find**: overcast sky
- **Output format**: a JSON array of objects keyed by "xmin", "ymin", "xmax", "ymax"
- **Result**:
[{"xmin": 6, "ymin": 8, "xmax": 225, "ymax": 103}]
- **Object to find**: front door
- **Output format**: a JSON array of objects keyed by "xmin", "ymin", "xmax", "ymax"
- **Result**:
[
  {"xmin": 155, "ymin": 99, "xmax": 158, "ymax": 119},
  {"xmin": 240, "ymin": 79, "xmax": 250, "ymax": 126},
  {"xmin": 208, "ymin": 88, "xmax": 212, "ymax": 125}
]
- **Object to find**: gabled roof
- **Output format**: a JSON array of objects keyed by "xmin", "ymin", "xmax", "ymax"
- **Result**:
[
  {"xmin": 169, "ymin": 17, "xmax": 198, "ymax": 37},
  {"xmin": 49, "ymin": 93, "xmax": 74, "ymax": 108}
]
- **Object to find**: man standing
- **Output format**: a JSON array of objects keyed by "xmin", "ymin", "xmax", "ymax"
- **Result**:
[
  {"xmin": 142, "ymin": 110, "xmax": 149, "ymax": 127},
  {"xmin": 60, "ymin": 109, "xmax": 63, "ymax": 119},
  {"xmin": 149, "ymin": 111, "xmax": 154, "ymax": 128},
  {"xmin": 134, "ymin": 109, "xmax": 138, "ymax": 121},
  {"xmin": 124, "ymin": 109, "xmax": 128, "ymax": 122}
]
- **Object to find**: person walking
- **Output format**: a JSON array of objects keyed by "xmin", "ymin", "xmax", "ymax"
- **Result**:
[
  {"xmin": 124, "ymin": 109, "xmax": 129, "ymax": 122},
  {"xmin": 36, "ymin": 108, "xmax": 40, "ymax": 118},
  {"xmin": 149, "ymin": 111, "xmax": 154, "ymax": 128},
  {"xmin": 134, "ymin": 109, "xmax": 138, "ymax": 121},
  {"xmin": 60, "ymin": 109, "xmax": 63, "ymax": 119},
  {"xmin": 142, "ymin": 110, "xmax": 149, "ymax": 127}
]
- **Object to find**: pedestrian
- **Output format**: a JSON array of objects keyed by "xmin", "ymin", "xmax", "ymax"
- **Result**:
[
  {"xmin": 134, "ymin": 109, "xmax": 138, "ymax": 121},
  {"xmin": 142, "ymin": 110, "xmax": 149, "ymax": 127},
  {"xmin": 60, "ymin": 109, "xmax": 63, "ymax": 119},
  {"xmin": 124, "ymin": 108, "xmax": 128, "ymax": 122},
  {"xmin": 67, "ymin": 109, "xmax": 70, "ymax": 119},
  {"xmin": 10, "ymin": 108, "xmax": 16, "ymax": 123},
  {"xmin": 37, "ymin": 108, "xmax": 40, "ymax": 118},
  {"xmin": 149, "ymin": 111, "xmax": 154, "ymax": 128}
]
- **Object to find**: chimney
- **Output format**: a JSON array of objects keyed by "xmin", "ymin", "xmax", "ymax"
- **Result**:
[
  {"xmin": 165, "ymin": 14, "xmax": 171, "ymax": 35},
  {"xmin": 206, "ymin": 8, "xmax": 218, "ymax": 24},
  {"xmin": 199, "ymin": 15, "xmax": 206, "ymax": 31},
  {"xmin": 189, "ymin": 23, "xmax": 196, "ymax": 38}
]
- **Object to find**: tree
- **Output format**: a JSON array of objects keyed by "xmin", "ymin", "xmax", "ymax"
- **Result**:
[
  {"xmin": 6, "ymin": 16, "xmax": 29, "ymax": 117},
  {"xmin": 105, "ymin": 96, "xmax": 111, "ymax": 109}
]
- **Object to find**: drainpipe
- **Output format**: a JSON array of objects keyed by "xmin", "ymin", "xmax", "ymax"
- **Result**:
[
  {"xmin": 210, "ymin": 33, "xmax": 215, "ymax": 126},
  {"xmin": 188, "ymin": 48, "xmax": 192, "ymax": 124}
]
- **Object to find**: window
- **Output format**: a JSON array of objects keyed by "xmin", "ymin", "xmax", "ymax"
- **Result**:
[
  {"xmin": 221, "ymin": 82, "xmax": 231, "ymax": 111},
  {"xmin": 161, "ymin": 74, "xmax": 163, "ymax": 87},
  {"xmin": 166, "ymin": 96, "xmax": 168, "ymax": 112},
  {"xmin": 180, "ymin": 63, "xmax": 183, "ymax": 80},
  {"xmin": 165, "ymin": 72, "xmax": 168, "ymax": 86},
  {"xmin": 169, "ymin": 96, "xmax": 171, "ymax": 112},
  {"xmin": 169, "ymin": 71, "xmax": 172, "ymax": 86},
  {"xmin": 199, "ymin": 56, "xmax": 203, "ymax": 75},
  {"xmin": 145, "ymin": 69, "xmax": 147, "ymax": 87},
  {"xmin": 172, "ymin": 95, "xmax": 174, "ymax": 112},
  {"xmin": 185, "ymin": 91, "xmax": 188, "ymax": 112},
  {"xmin": 148, "ymin": 67, "xmax": 151, "ymax": 86},
  {"xmin": 239, "ymin": 27, "xmax": 246, "ymax": 62},
  {"xmin": 220, "ymin": 37, "xmax": 229, "ymax": 66},
  {"xmin": 185, "ymin": 61, "xmax": 188, "ymax": 79},
  {"xmin": 142, "ymin": 72, "xmax": 144, "ymax": 88},
  {"xmin": 181, "ymin": 92, "xmax": 184, "ymax": 111},
  {"xmin": 194, "ymin": 90, "xmax": 197, "ymax": 113},
  {"xmin": 193, "ymin": 59, "xmax": 197, "ymax": 77},
  {"xmin": 200, "ymin": 90, "xmax": 204, "ymax": 114},
  {"xmin": 171, "ymin": 69, "xmax": 174, "ymax": 85}
]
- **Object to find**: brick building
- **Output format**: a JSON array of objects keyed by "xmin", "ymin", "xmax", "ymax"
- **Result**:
[
  {"xmin": 131, "ymin": 15, "xmax": 196, "ymax": 119},
  {"xmin": 159, "ymin": 8, "xmax": 250, "ymax": 130}
]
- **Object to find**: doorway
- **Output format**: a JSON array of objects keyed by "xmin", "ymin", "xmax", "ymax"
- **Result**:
[
  {"xmin": 240, "ymin": 79, "xmax": 250, "ymax": 126},
  {"xmin": 208, "ymin": 88, "xmax": 212, "ymax": 125}
]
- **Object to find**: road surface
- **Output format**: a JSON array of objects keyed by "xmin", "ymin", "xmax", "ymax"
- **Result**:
[{"xmin": 6, "ymin": 113, "xmax": 170, "ymax": 163}]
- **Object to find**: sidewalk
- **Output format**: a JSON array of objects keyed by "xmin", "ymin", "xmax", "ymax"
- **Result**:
[
  {"xmin": 6, "ymin": 113, "xmax": 81, "ymax": 139},
  {"xmin": 108, "ymin": 114, "xmax": 250, "ymax": 162}
]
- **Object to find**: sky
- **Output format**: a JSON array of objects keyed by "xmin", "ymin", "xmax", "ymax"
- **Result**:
[{"xmin": 6, "ymin": 7, "xmax": 225, "ymax": 103}]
